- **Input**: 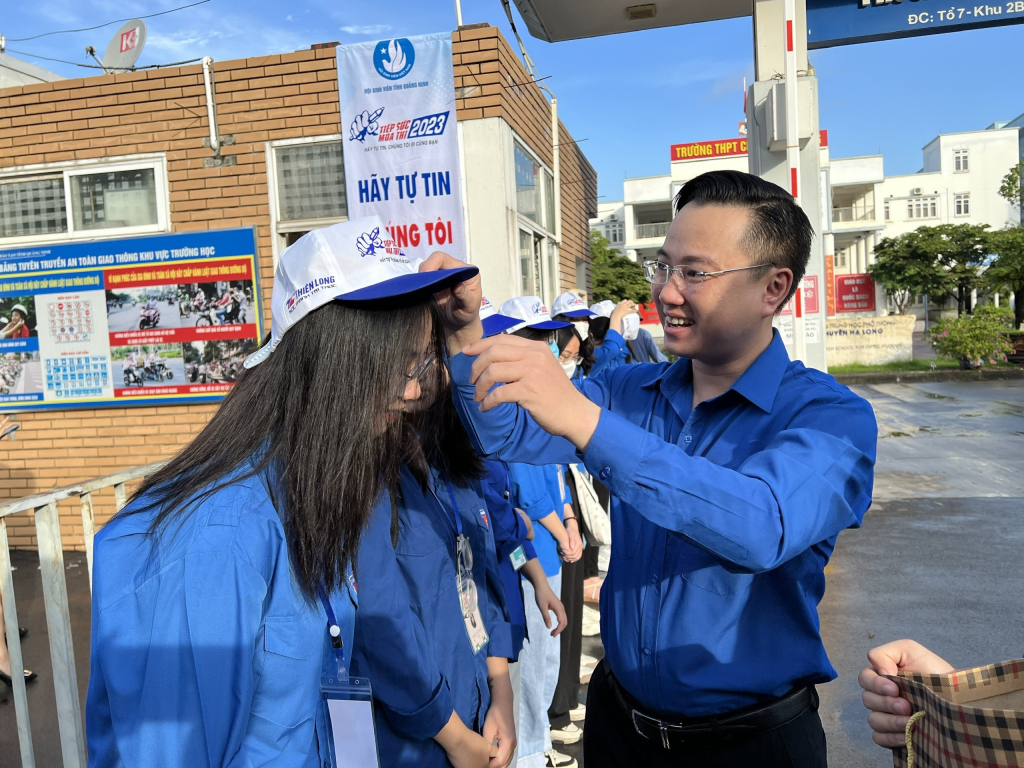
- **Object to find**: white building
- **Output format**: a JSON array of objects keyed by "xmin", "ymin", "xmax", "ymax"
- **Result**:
[
  {"xmin": 591, "ymin": 200, "xmax": 626, "ymax": 253},
  {"xmin": 0, "ymin": 53, "xmax": 62, "ymax": 89}
]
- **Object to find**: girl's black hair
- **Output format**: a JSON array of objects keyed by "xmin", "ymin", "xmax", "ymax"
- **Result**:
[
  {"xmin": 122, "ymin": 298, "xmax": 481, "ymax": 598},
  {"xmin": 511, "ymin": 326, "xmax": 553, "ymax": 343},
  {"xmin": 588, "ymin": 316, "xmax": 611, "ymax": 344},
  {"xmin": 553, "ymin": 323, "xmax": 595, "ymax": 375}
]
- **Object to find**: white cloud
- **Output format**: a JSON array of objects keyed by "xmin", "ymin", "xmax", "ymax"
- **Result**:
[
  {"xmin": 340, "ymin": 24, "xmax": 391, "ymax": 35},
  {"xmin": 286, "ymin": 14, "xmax": 293, "ymax": 21}
]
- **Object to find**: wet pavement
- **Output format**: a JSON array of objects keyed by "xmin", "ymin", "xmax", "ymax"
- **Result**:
[{"xmin": 1, "ymin": 379, "xmax": 1021, "ymax": 767}]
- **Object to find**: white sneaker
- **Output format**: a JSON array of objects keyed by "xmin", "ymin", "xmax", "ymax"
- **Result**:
[
  {"xmin": 582, "ymin": 604, "xmax": 601, "ymax": 637},
  {"xmin": 545, "ymin": 749, "xmax": 578, "ymax": 768},
  {"xmin": 550, "ymin": 722, "xmax": 583, "ymax": 744},
  {"xmin": 569, "ymin": 703, "xmax": 586, "ymax": 722}
]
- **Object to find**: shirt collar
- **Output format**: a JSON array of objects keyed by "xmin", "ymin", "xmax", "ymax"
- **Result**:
[{"xmin": 642, "ymin": 329, "xmax": 790, "ymax": 413}]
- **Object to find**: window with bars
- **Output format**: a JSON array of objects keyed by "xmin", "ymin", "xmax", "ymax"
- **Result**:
[
  {"xmin": 70, "ymin": 168, "xmax": 158, "ymax": 231},
  {"xmin": 954, "ymin": 193, "xmax": 970, "ymax": 216},
  {"xmin": 0, "ymin": 175, "xmax": 67, "ymax": 238},
  {"xmin": 275, "ymin": 141, "xmax": 347, "ymax": 222},
  {"xmin": 953, "ymin": 149, "xmax": 969, "ymax": 172},
  {"xmin": 907, "ymin": 197, "xmax": 938, "ymax": 220}
]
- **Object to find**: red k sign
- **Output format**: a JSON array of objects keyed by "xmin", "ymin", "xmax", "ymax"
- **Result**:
[{"xmin": 120, "ymin": 27, "xmax": 140, "ymax": 53}]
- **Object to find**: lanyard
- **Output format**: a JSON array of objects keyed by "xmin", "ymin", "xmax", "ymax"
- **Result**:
[
  {"xmin": 318, "ymin": 587, "xmax": 345, "ymax": 651},
  {"xmin": 434, "ymin": 473, "xmax": 463, "ymax": 538}
]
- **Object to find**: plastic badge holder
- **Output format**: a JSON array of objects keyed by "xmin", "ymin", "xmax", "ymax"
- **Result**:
[{"xmin": 319, "ymin": 595, "xmax": 380, "ymax": 768}]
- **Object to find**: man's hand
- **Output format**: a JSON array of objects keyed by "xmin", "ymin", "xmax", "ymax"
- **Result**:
[
  {"xmin": 419, "ymin": 251, "xmax": 483, "ymax": 355},
  {"xmin": 482, "ymin": 659, "xmax": 516, "ymax": 768},
  {"xmin": 859, "ymin": 640, "xmax": 954, "ymax": 749},
  {"xmin": 463, "ymin": 334, "xmax": 602, "ymax": 451}
]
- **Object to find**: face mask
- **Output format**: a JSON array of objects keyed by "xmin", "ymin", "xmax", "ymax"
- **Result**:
[
  {"xmin": 548, "ymin": 341, "xmax": 560, "ymax": 357},
  {"xmin": 573, "ymin": 321, "xmax": 590, "ymax": 341},
  {"xmin": 560, "ymin": 360, "xmax": 577, "ymax": 379}
]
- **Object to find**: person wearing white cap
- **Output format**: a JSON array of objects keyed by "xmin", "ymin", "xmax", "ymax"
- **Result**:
[
  {"xmin": 0, "ymin": 304, "xmax": 31, "ymax": 339},
  {"xmin": 480, "ymin": 296, "xmax": 520, "ymax": 338},
  {"xmin": 86, "ymin": 217, "xmax": 516, "ymax": 768}
]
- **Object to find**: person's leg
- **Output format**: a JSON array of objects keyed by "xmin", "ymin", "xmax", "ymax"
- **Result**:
[
  {"xmin": 548, "ymin": 557, "xmax": 584, "ymax": 730},
  {"xmin": 518, "ymin": 577, "xmax": 552, "ymax": 768},
  {"xmin": 540, "ymin": 571, "xmax": 562, "ymax": 753},
  {"xmin": 508, "ymin": 652, "xmax": 522, "ymax": 768},
  {"xmin": 583, "ymin": 661, "xmax": 665, "ymax": 768}
]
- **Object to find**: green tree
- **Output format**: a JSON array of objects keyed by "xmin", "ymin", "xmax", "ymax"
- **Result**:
[
  {"xmin": 589, "ymin": 230, "xmax": 650, "ymax": 304},
  {"xmin": 986, "ymin": 226, "xmax": 1024, "ymax": 329},
  {"xmin": 999, "ymin": 161, "xmax": 1023, "ymax": 208},
  {"xmin": 914, "ymin": 224, "xmax": 990, "ymax": 316},
  {"xmin": 928, "ymin": 304, "xmax": 1014, "ymax": 367},
  {"xmin": 868, "ymin": 232, "xmax": 946, "ymax": 315}
]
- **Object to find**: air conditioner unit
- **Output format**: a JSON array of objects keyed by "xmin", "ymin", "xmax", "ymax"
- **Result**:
[{"xmin": 911, "ymin": 187, "xmax": 923, "ymax": 195}]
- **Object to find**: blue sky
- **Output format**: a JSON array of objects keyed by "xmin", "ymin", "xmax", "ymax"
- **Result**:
[{"xmin": 4, "ymin": 0, "xmax": 1023, "ymax": 201}]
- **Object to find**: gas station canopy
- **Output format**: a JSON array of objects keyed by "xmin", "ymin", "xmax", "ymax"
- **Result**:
[{"xmin": 510, "ymin": 0, "xmax": 752, "ymax": 42}]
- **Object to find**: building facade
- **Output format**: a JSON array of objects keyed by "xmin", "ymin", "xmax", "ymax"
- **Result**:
[{"xmin": 0, "ymin": 25, "xmax": 596, "ymax": 548}]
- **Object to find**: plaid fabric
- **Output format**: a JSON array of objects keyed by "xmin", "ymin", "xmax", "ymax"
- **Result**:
[{"xmin": 887, "ymin": 659, "xmax": 1024, "ymax": 768}]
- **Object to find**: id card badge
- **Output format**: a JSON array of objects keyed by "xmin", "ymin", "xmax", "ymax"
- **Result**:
[
  {"xmin": 457, "ymin": 534, "xmax": 489, "ymax": 654},
  {"xmin": 509, "ymin": 545, "xmax": 528, "ymax": 571},
  {"xmin": 319, "ymin": 593, "xmax": 380, "ymax": 768}
]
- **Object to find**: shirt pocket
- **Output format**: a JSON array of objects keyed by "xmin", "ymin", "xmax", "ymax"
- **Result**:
[
  {"xmin": 253, "ymin": 614, "xmax": 321, "ymax": 728},
  {"xmin": 395, "ymin": 523, "xmax": 455, "ymax": 607},
  {"xmin": 675, "ymin": 542, "xmax": 752, "ymax": 597}
]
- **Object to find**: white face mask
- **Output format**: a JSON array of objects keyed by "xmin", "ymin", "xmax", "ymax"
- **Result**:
[
  {"xmin": 573, "ymin": 321, "xmax": 590, "ymax": 340},
  {"xmin": 560, "ymin": 360, "xmax": 577, "ymax": 379}
]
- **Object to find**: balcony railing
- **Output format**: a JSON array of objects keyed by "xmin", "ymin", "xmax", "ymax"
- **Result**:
[
  {"xmin": 634, "ymin": 221, "xmax": 671, "ymax": 239},
  {"xmin": 832, "ymin": 206, "xmax": 876, "ymax": 223}
]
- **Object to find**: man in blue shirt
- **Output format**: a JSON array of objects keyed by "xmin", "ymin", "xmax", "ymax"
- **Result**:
[{"xmin": 422, "ymin": 170, "xmax": 876, "ymax": 767}]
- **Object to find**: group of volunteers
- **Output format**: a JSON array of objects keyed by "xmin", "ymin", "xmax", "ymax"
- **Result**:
[{"xmin": 85, "ymin": 171, "xmax": 884, "ymax": 768}]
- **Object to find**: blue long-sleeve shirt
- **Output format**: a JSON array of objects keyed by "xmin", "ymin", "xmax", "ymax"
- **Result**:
[
  {"xmin": 507, "ymin": 462, "xmax": 562, "ymax": 577},
  {"xmin": 451, "ymin": 330, "xmax": 877, "ymax": 716},
  {"xmin": 350, "ymin": 466, "xmax": 512, "ymax": 767},
  {"xmin": 482, "ymin": 459, "xmax": 537, "ymax": 657},
  {"xmin": 87, "ymin": 467, "xmax": 356, "ymax": 768},
  {"xmin": 589, "ymin": 328, "xmax": 628, "ymax": 376}
]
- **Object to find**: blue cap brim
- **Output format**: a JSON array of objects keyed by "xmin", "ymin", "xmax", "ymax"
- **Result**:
[
  {"xmin": 525, "ymin": 320, "xmax": 570, "ymax": 330},
  {"xmin": 336, "ymin": 266, "xmax": 479, "ymax": 302},
  {"xmin": 558, "ymin": 309, "xmax": 596, "ymax": 318},
  {"xmin": 482, "ymin": 314, "xmax": 520, "ymax": 337}
]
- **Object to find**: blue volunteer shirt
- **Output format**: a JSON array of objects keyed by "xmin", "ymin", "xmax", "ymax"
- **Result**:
[
  {"xmin": 451, "ymin": 330, "xmax": 877, "ymax": 716},
  {"xmin": 350, "ymin": 465, "xmax": 512, "ymax": 767},
  {"xmin": 589, "ymin": 328, "xmax": 628, "ymax": 376},
  {"xmin": 507, "ymin": 462, "xmax": 562, "ymax": 577},
  {"xmin": 87, "ymin": 466, "xmax": 356, "ymax": 768}
]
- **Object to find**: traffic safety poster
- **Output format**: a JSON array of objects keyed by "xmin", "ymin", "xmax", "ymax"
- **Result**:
[{"xmin": 0, "ymin": 227, "xmax": 262, "ymax": 412}]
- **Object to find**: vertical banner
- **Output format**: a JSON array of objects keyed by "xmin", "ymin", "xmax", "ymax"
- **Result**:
[{"xmin": 338, "ymin": 33, "xmax": 466, "ymax": 262}]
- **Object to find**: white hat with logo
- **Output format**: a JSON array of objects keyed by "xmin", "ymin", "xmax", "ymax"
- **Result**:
[
  {"xmin": 499, "ymin": 296, "xmax": 570, "ymax": 334},
  {"xmin": 551, "ymin": 291, "xmax": 595, "ymax": 319},
  {"xmin": 480, "ymin": 296, "xmax": 519, "ymax": 337},
  {"xmin": 244, "ymin": 215, "xmax": 477, "ymax": 368},
  {"xmin": 589, "ymin": 300, "xmax": 616, "ymax": 318}
]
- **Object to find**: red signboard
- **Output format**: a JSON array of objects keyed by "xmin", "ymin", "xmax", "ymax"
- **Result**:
[
  {"xmin": 638, "ymin": 302, "xmax": 660, "ymax": 325},
  {"xmin": 802, "ymin": 275, "xmax": 820, "ymax": 314},
  {"xmin": 835, "ymin": 274, "xmax": 876, "ymax": 313},
  {"xmin": 825, "ymin": 254, "xmax": 836, "ymax": 316},
  {"xmin": 670, "ymin": 138, "xmax": 747, "ymax": 162}
]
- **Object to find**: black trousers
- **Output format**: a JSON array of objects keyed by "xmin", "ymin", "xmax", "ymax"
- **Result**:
[
  {"xmin": 548, "ymin": 492, "xmax": 586, "ymax": 729},
  {"xmin": 583, "ymin": 662, "xmax": 828, "ymax": 768}
]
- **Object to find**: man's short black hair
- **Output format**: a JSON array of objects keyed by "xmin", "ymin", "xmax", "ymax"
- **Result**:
[{"xmin": 673, "ymin": 170, "xmax": 814, "ymax": 313}]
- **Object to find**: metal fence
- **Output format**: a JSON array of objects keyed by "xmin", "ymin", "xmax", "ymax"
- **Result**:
[
  {"xmin": 832, "ymin": 206, "xmax": 876, "ymax": 223},
  {"xmin": 634, "ymin": 221, "xmax": 671, "ymax": 239},
  {"xmin": 0, "ymin": 461, "xmax": 166, "ymax": 768}
]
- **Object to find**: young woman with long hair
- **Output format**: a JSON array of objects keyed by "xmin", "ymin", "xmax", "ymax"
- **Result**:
[{"xmin": 86, "ymin": 219, "xmax": 514, "ymax": 768}]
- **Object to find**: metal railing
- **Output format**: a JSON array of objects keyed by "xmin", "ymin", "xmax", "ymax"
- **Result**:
[
  {"xmin": 634, "ymin": 221, "xmax": 671, "ymax": 239},
  {"xmin": 832, "ymin": 206, "xmax": 876, "ymax": 223},
  {"xmin": 0, "ymin": 460, "xmax": 166, "ymax": 768}
]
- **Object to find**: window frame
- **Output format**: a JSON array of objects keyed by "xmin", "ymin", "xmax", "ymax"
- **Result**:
[
  {"xmin": 509, "ymin": 135, "xmax": 559, "ymax": 303},
  {"xmin": 954, "ymin": 193, "xmax": 971, "ymax": 217},
  {"xmin": 0, "ymin": 153, "xmax": 169, "ymax": 247},
  {"xmin": 906, "ymin": 196, "xmax": 939, "ymax": 220},
  {"xmin": 953, "ymin": 148, "xmax": 970, "ymax": 173},
  {"xmin": 265, "ymin": 134, "xmax": 347, "ymax": 266}
]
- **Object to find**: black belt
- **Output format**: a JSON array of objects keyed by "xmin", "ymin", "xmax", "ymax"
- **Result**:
[{"xmin": 605, "ymin": 666, "xmax": 818, "ymax": 751}]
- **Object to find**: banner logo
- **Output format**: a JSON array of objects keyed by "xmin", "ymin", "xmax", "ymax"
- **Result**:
[
  {"xmin": 349, "ymin": 107, "xmax": 384, "ymax": 143},
  {"xmin": 356, "ymin": 227, "xmax": 384, "ymax": 258},
  {"xmin": 373, "ymin": 39, "xmax": 415, "ymax": 80}
]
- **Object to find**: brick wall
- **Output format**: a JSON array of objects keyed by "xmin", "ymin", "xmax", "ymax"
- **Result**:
[{"xmin": 0, "ymin": 27, "xmax": 595, "ymax": 548}]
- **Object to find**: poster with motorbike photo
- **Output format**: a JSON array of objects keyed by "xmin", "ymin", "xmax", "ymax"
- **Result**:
[
  {"xmin": 183, "ymin": 339, "xmax": 255, "ymax": 386},
  {"xmin": 0, "ymin": 227, "xmax": 262, "ymax": 411},
  {"xmin": 178, "ymin": 281, "xmax": 253, "ymax": 328},
  {"xmin": 111, "ymin": 344, "xmax": 185, "ymax": 389}
]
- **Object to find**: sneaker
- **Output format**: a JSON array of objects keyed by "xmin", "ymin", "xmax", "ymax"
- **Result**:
[
  {"xmin": 551, "ymin": 722, "xmax": 583, "ymax": 744},
  {"xmin": 582, "ymin": 604, "xmax": 600, "ymax": 637},
  {"xmin": 545, "ymin": 749, "xmax": 578, "ymax": 768},
  {"xmin": 583, "ymin": 577, "xmax": 603, "ymax": 603},
  {"xmin": 569, "ymin": 703, "xmax": 586, "ymax": 722}
]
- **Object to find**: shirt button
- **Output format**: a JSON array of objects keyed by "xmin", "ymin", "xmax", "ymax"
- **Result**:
[
  {"xmin": 683, "ymin": 435, "xmax": 692, "ymax": 444},
  {"xmin": 599, "ymin": 467, "xmax": 611, "ymax": 481},
  {"xmin": 643, "ymin": 647, "xmax": 652, "ymax": 656}
]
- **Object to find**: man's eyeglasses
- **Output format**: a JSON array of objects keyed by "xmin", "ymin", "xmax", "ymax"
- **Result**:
[{"xmin": 642, "ymin": 261, "xmax": 775, "ymax": 287}]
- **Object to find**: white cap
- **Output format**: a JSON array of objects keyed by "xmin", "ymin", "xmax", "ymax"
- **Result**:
[
  {"xmin": 589, "ymin": 300, "xmax": 616, "ymax": 318},
  {"xmin": 551, "ymin": 291, "xmax": 595, "ymax": 318},
  {"xmin": 498, "ymin": 296, "xmax": 570, "ymax": 333},
  {"xmin": 244, "ymin": 216, "xmax": 477, "ymax": 368}
]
